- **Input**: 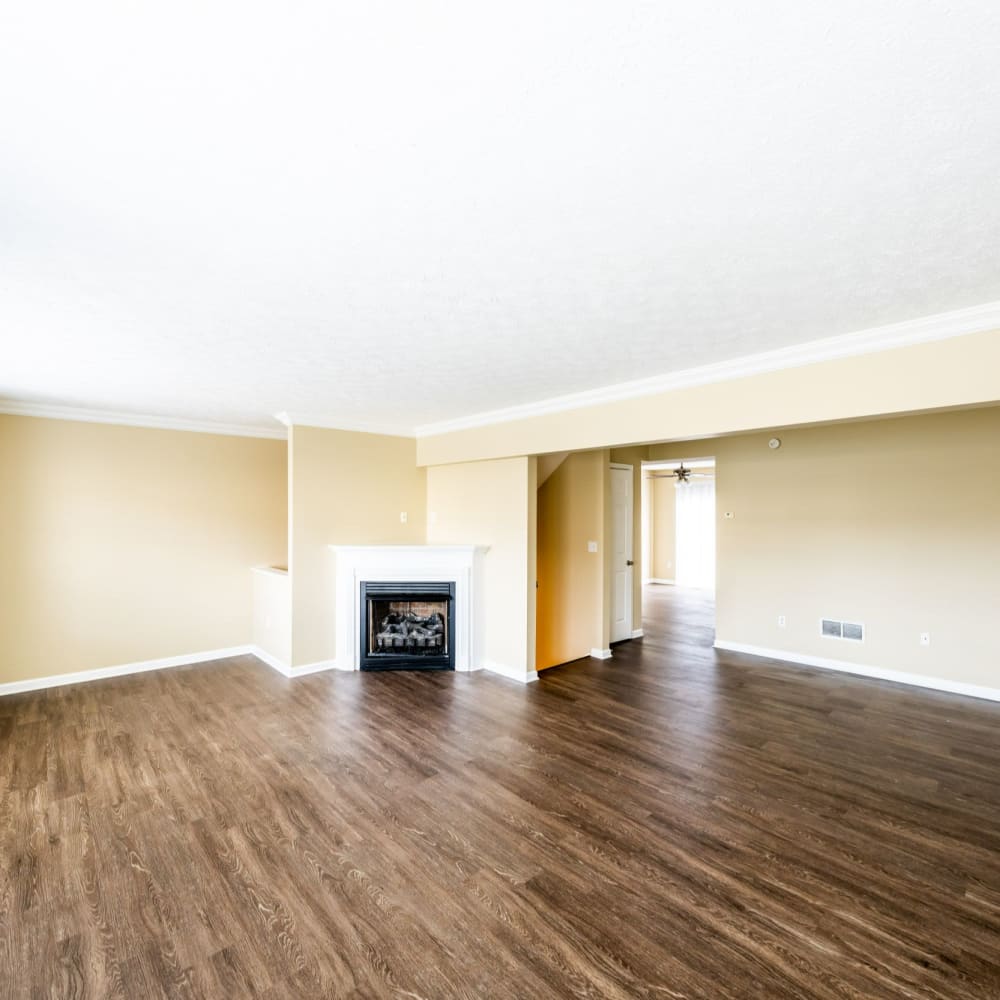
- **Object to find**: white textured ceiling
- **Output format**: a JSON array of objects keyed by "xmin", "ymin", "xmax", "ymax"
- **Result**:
[{"xmin": 3, "ymin": 2, "xmax": 999, "ymax": 435}]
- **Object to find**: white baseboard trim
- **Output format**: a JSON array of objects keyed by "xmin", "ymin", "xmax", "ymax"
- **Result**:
[
  {"xmin": 630, "ymin": 629, "xmax": 645, "ymax": 639},
  {"xmin": 482, "ymin": 660, "xmax": 538, "ymax": 684},
  {"xmin": 714, "ymin": 640, "xmax": 1000, "ymax": 704},
  {"xmin": 248, "ymin": 645, "xmax": 287, "ymax": 674},
  {"xmin": 590, "ymin": 648, "xmax": 613, "ymax": 660},
  {"xmin": 646, "ymin": 578, "xmax": 675, "ymax": 586},
  {"xmin": 0, "ymin": 645, "xmax": 254, "ymax": 697},
  {"xmin": 288, "ymin": 660, "xmax": 339, "ymax": 678},
  {"xmin": 249, "ymin": 646, "xmax": 339, "ymax": 678}
]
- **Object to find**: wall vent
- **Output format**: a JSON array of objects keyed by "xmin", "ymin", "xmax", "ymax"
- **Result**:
[
  {"xmin": 842, "ymin": 622, "xmax": 865, "ymax": 642},
  {"xmin": 821, "ymin": 619, "xmax": 865, "ymax": 642}
]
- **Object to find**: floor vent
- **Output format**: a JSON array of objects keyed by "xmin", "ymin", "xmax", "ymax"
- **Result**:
[{"xmin": 821, "ymin": 619, "xmax": 865, "ymax": 641}]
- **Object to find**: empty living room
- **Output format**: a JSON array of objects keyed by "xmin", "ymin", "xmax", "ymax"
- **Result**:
[{"xmin": 3, "ymin": 2, "xmax": 1000, "ymax": 997}]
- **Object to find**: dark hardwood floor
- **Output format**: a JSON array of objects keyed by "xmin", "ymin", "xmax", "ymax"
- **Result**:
[{"xmin": 3, "ymin": 585, "xmax": 1000, "ymax": 998}]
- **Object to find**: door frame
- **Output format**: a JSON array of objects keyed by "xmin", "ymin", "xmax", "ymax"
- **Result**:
[{"xmin": 609, "ymin": 462, "xmax": 634, "ymax": 643}]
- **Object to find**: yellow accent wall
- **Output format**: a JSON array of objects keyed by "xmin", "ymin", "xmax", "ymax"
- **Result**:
[
  {"xmin": 288, "ymin": 425, "xmax": 426, "ymax": 667},
  {"xmin": 536, "ymin": 450, "xmax": 606, "ymax": 669},
  {"xmin": 648, "ymin": 406, "xmax": 1000, "ymax": 688},
  {"xmin": 0, "ymin": 414, "xmax": 286, "ymax": 684},
  {"xmin": 426, "ymin": 457, "xmax": 537, "ymax": 678}
]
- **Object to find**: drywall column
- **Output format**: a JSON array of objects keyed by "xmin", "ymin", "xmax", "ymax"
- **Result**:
[
  {"xmin": 426, "ymin": 456, "xmax": 537, "ymax": 681},
  {"xmin": 288, "ymin": 425, "xmax": 426, "ymax": 669}
]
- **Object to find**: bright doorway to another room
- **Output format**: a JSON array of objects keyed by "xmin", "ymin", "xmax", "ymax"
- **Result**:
[
  {"xmin": 641, "ymin": 458, "xmax": 717, "ymax": 647},
  {"xmin": 642, "ymin": 459, "xmax": 716, "ymax": 589},
  {"xmin": 674, "ymin": 467, "xmax": 716, "ymax": 589}
]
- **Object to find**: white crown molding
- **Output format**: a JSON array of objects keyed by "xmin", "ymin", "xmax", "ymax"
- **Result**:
[
  {"xmin": 0, "ymin": 645, "xmax": 254, "ymax": 697},
  {"xmin": 714, "ymin": 640, "xmax": 1000, "ymax": 704},
  {"xmin": 414, "ymin": 300, "xmax": 1000, "ymax": 437},
  {"xmin": 275, "ymin": 410, "xmax": 415, "ymax": 438},
  {"xmin": 6, "ymin": 301, "xmax": 997, "ymax": 443},
  {"xmin": 0, "ymin": 401, "xmax": 287, "ymax": 440}
]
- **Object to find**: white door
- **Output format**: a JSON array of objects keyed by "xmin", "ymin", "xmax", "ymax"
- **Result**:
[{"xmin": 610, "ymin": 464, "xmax": 634, "ymax": 643}]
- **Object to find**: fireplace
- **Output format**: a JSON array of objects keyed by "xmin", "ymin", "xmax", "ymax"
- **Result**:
[
  {"xmin": 359, "ymin": 581, "xmax": 455, "ymax": 671},
  {"xmin": 332, "ymin": 545, "xmax": 486, "ymax": 672}
]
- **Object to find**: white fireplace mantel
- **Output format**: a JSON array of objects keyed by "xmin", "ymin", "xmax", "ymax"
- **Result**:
[{"xmin": 330, "ymin": 545, "xmax": 488, "ymax": 672}]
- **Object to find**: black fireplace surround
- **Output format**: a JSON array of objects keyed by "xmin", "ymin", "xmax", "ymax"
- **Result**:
[{"xmin": 360, "ymin": 581, "xmax": 455, "ymax": 671}]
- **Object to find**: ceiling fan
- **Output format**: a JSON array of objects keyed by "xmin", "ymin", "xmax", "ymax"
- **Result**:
[{"xmin": 647, "ymin": 463, "xmax": 713, "ymax": 484}]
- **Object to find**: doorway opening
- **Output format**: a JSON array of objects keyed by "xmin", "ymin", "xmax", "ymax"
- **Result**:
[{"xmin": 641, "ymin": 458, "xmax": 717, "ymax": 647}]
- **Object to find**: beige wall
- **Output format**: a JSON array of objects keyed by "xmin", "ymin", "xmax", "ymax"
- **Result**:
[
  {"xmin": 252, "ymin": 567, "xmax": 291, "ymax": 665},
  {"xmin": 426, "ymin": 457, "xmax": 537, "ymax": 678},
  {"xmin": 536, "ymin": 451, "xmax": 606, "ymax": 669},
  {"xmin": 0, "ymin": 415, "xmax": 287, "ymax": 684},
  {"xmin": 417, "ymin": 328, "xmax": 1000, "ymax": 465},
  {"xmin": 288, "ymin": 425, "xmax": 426, "ymax": 667},
  {"xmin": 649, "ymin": 476, "xmax": 677, "ymax": 580},
  {"xmin": 649, "ymin": 407, "xmax": 1000, "ymax": 689}
]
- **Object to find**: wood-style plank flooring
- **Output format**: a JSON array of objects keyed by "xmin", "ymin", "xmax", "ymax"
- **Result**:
[{"xmin": 3, "ymin": 585, "xmax": 1000, "ymax": 998}]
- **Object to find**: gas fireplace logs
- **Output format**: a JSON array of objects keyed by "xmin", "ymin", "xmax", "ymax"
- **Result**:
[{"xmin": 375, "ymin": 612, "xmax": 445, "ymax": 652}]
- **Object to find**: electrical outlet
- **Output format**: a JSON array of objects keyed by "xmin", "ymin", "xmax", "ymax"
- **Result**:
[
  {"xmin": 920, "ymin": 632, "xmax": 931, "ymax": 647},
  {"xmin": 587, "ymin": 541, "xmax": 598, "ymax": 553},
  {"xmin": 777, "ymin": 615, "xmax": 786, "ymax": 628},
  {"xmin": 400, "ymin": 511, "xmax": 407, "ymax": 523}
]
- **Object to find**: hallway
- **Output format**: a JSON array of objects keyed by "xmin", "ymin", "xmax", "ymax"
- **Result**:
[{"xmin": 637, "ymin": 581, "xmax": 716, "ymax": 653}]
